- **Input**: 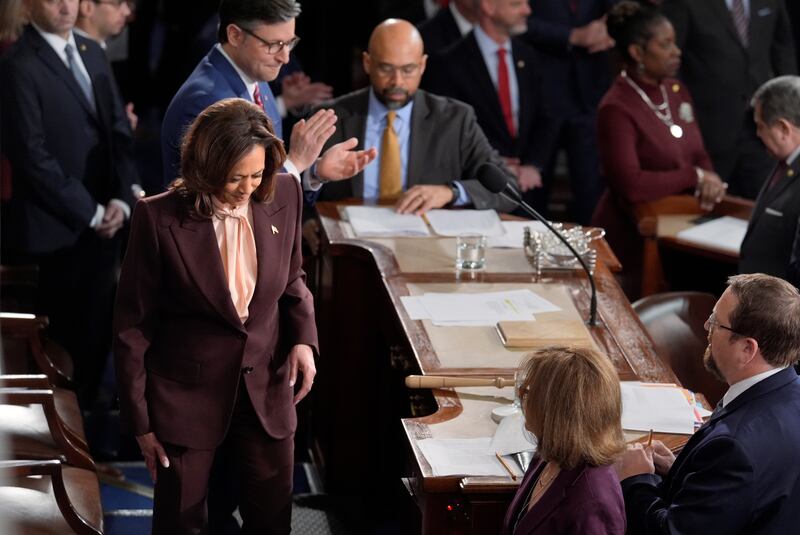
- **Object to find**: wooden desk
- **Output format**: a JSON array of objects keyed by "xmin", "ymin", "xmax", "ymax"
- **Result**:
[{"xmin": 310, "ymin": 201, "xmax": 689, "ymax": 533}]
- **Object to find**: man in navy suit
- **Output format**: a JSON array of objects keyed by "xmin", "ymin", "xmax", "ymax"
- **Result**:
[
  {"xmin": 0, "ymin": 0, "xmax": 138, "ymax": 406},
  {"xmin": 618, "ymin": 273, "xmax": 800, "ymax": 534},
  {"xmin": 161, "ymin": 0, "xmax": 376, "ymax": 190},
  {"xmin": 521, "ymin": 0, "xmax": 619, "ymax": 224},
  {"xmin": 417, "ymin": 0, "xmax": 477, "ymax": 55}
]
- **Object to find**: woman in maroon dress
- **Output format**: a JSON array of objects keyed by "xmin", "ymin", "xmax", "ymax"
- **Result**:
[{"xmin": 592, "ymin": 1, "xmax": 727, "ymax": 296}]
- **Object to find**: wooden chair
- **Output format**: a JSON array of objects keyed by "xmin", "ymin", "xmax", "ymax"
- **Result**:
[
  {"xmin": 0, "ymin": 459, "xmax": 103, "ymax": 535},
  {"xmin": 633, "ymin": 291, "xmax": 727, "ymax": 407},
  {"xmin": 1, "ymin": 312, "xmax": 74, "ymax": 387},
  {"xmin": 630, "ymin": 195, "xmax": 754, "ymax": 297}
]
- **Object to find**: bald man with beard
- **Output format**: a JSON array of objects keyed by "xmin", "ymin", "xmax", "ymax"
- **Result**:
[{"xmin": 310, "ymin": 18, "xmax": 517, "ymax": 215}]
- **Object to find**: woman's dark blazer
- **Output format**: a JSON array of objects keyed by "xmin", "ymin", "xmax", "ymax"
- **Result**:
[{"xmin": 113, "ymin": 173, "xmax": 318, "ymax": 449}]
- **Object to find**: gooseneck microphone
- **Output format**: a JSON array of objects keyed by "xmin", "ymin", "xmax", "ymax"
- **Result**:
[{"xmin": 477, "ymin": 162, "xmax": 598, "ymax": 326}]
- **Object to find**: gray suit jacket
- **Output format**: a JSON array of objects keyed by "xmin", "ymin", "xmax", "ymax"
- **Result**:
[{"xmin": 314, "ymin": 88, "xmax": 517, "ymax": 213}]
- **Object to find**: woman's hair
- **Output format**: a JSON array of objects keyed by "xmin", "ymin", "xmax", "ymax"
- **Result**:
[
  {"xmin": 171, "ymin": 98, "xmax": 286, "ymax": 219},
  {"xmin": 518, "ymin": 346, "xmax": 625, "ymax": 470},
  {"xmin": 607, "ymin": 0, "xmax": 669, "ymax": 64},
  {"xmin": 0, "ymin": 0, "xmax": 26, "ymax": 42}
]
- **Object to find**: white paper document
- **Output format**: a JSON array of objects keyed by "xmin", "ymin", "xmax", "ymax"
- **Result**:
[
  {"xmin": 487, "ymin": 221, "xmax": 548, "ymax": 248},
  {"xmin": 400, "ymin": 289, "xmax": 561, "ymax": 326},
  {"xmin": 344, "ymin": 206, "xmax": 430, "ymax": 237},
  {"xmin": 676, "ymin": 216, "xmax": 748, "ymax": 255},
  {"xmin": 417, "ymin": 437, "xmax": 521, "ymax": 477},
  {"xmin": 425, "ymin": 209, "xmax": 505, "ymax": 237},
  {"xmin": 621, "ymin": 383, "xmax": 696, "ymax": 434},
  {"xmin": 490, "ymin": 412, "xmax": 537, "ymax": 456}
]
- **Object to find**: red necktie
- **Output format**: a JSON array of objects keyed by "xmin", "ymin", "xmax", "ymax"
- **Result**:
[
  {"xmin": 253, "ymin": 85, "xmax": 264, "ymax": 110},
  {"xmin": 496, "ymin": 48, "xmax": 516, "ymax": 139}
]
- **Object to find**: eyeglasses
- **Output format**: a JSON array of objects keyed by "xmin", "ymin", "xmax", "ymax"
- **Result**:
[
  {"xmin": 374, "ymin": 62, "xmax": 422, "ymax": 78},
  {"xmin": 705, "ymin": 311, "xmax": 737, "ymax": 335},
  {"xmin": 239, "ymin": 26, "xmax": 300, "ymax": 55}
]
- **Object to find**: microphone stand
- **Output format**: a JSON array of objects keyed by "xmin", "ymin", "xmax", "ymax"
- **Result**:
[{"xmin": 498, "ymin": 187, "xmax": 599, "ymax": 327}]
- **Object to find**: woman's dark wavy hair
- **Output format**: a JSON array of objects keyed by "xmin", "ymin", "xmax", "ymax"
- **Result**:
[
  {"xmin": 607, "ymin": 0, "xmax": 669, "ymax": 64},
  {"xmin": 170, "ymin": 98, "xmax": 286, "ymax": 219}
]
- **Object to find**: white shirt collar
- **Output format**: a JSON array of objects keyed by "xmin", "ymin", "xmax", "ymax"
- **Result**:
[
  {"xmin": 73, "ymin": 26, "xmax": 106, "ymax": 49},
  {"xmin": 215, "ymin": 43, "xmax": 258, "ymax": 96},
  {"xmin": 722, "ymin": 366, "xmax": 787, "ymax": 407},
  {"xmin": 449, "ymin": 3, "xmax": 474, "ymax": 37},
  {"xmin": 31, "ymin": 22, "xmax": 79, "ymax": 65},
  {"xmin": 786, "ymin": 145, "xmax": 800, "ymax": 166},
  {"xmin": 473, "ymin": 24, "xmax": 512, "ymax": 56}
]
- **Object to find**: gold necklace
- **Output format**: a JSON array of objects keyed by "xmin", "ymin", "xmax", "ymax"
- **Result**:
[{"xmin": 528, "ymin": 464, "xmax": 560, "ymax": 506}]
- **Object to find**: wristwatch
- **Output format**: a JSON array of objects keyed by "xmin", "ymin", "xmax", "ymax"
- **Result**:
[{"xmin": 448, "ymin": 182, "xmax": 460, "ymax": 206}]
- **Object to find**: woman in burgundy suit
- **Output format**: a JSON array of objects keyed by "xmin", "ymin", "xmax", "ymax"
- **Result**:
[
  {"xmin": 502, "ymin": 347, "xmax": 626, "ymax": 534},
  {"xmin": 114, "ymin": 98, "xmax": 318, "ymax": 534},
  {"xmin": 592, "ymin": 1, "xmax": 727, "ymax": 295}
]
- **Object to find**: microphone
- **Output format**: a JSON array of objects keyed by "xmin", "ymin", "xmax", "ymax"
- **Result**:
[{"xmin": 477, "ymin": 162, "xmax": 598, "ymax": 326}]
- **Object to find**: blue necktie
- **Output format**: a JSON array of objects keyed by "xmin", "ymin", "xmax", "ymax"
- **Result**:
[{"xmin": 64, "ymin": 43, "xmax": 96, "ymax": 112}]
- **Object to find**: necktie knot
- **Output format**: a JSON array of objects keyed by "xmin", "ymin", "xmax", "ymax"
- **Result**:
[
  {"xmin": 253, "ymin": 85, "xmax": 263, "ymax": 108},
  {"xmin": 385, "ymin": 110, "xmax": 396, "ymax": 128},
  {"xmin": 64, "ymin": 43, "xmax": 74, "ymax": 58},
  {"xmin": 497, "ymin": 47, "xmax": 507, "ymax": 60}
]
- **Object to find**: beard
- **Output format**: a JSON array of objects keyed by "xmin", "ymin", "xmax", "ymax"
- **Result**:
[
  {"xmin": 703, "ymin": 344, "xmax": 726, "ymax": 382},
  {"xmin": 376, "ymin": 86, "xmax": 414, "ymax": 110},
  {"xmin": 509, "ymin": 21, "xmax": 529, "ymax": 36}
]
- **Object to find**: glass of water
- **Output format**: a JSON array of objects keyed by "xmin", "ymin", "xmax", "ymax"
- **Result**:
[{"xmin": 455, "ymin": 234, "xmax": 487, "ymax": 270}]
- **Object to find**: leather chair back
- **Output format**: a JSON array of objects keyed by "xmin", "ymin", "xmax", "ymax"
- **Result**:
[{"xmin": 633, "ymin": 291, "xmax": 727, "ymax": 407}]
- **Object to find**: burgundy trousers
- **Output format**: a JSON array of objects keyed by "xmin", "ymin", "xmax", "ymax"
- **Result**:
[{"xmin": 151, "ymin": 382, "xmax": 294, "ymax": 535}]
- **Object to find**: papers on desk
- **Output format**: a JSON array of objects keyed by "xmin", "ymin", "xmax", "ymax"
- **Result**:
[
  {"xmin": 425, "ymin": 209, "xmax": 505, "ymax": 237},
  {"xmin": 491, "ymin": 412, "xmax": 537, "ymax": 456},
  {"xmin": 621, "ymin": 382, "xmax": 698, "ymax": 435},
  {"xmin": 417, "ymin": 437, "xmax": 524, "ymax": 477},
  {"xmin": 400, "ymin": 289, "xmax": 562, "ymax": 327},
  {"xmin": 487, "ymin": 221, "xmax": 548, "ymax": 248},
  {"xmin": 344, "ymin": 206, "xmax": 431, "ymax": 237},
  {"xmin": 676, "ymin": 216, "xmax": 748, "ymax": 255}
]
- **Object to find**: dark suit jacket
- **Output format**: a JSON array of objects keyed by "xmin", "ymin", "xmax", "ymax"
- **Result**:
[
  {"xmin": 313, "ymin": 88, "xmax": 517, "ymax": 212},
  {"xmin": 663, "ymin": 0, "xmax": 797, "ymax": 159},
  {"xmin": 522, "ymin": 0, "xmax": 620, "ymax": 115},
  {"xmin": 113, "ymin": 174, "xmax": 318, "ymax": 450},
  {"xmin": 417, "ymin": 6, "xmax": 463, "ymax": 56},
  {"xmin": 423, "ymin": 32, "xmax": 556, "ymax": 169},
  {"xmin": 502, "ymin": 457, "xmax": 626, "ymax": 534},
  {"xmin": 161, "ymin": 46, "xmax": 283, "ymax": 186},
  {"xmin": 0, "ymin": 25, "xmax": 137, "ymax": 254},
  {"xmin": 739, "ymin": 156, "xmax": 800, "ymax": 286},
  {"xmin": 622, "ymin": 367, "xmax": 800, "ymax": 534}
]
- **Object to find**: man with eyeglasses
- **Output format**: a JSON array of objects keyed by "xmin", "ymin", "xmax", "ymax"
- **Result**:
[
  {"xmin": 0, "ymin": 0, "xmax": 138, "ymax": 407},
  {"xmin": 311, "ymin": 18, "xmax": 517, "ymax": 216},
  {"xmin": 161, "ymin": 0, "xmax": 376, "ymax": 191},
  {"xmin": 617, "ymin": 273, "xmax": 800, "ymax": 534}
]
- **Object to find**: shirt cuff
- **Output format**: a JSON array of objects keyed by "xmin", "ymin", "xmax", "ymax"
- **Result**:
[
  {"xmin": 453, "ymin": 181, "xmax": 471, "ymax": 207},
  {"xmin": 109, "ymin": 198, "xmax": 131, "ymax": 219},
  {"xmin": 303, "ymin": 162, "xmax": 325, "ymax": 192},
  {"xmin": 276, "ymin": 96, "xmax": 288, "ymax": 119},
  {"xmin": 283, "ymin": 159, "xmax": 301, "ymax": 182},
  {"xmin": 89, "ymin": 203, "xmax": 105, "ymax": 228}
]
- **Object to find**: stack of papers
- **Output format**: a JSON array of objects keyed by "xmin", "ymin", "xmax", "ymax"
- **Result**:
[
  {"xmin": 621, "ymin": 382, "xmax": 699, "ymax": 435},
  {"xmin": 401, "ymin": 289, "xmax": 562, "ymax": 327},
  {"xmin": 490, "ymin": 412, "xmax": 537, "ymax": 456},
  {"xmin": 487, "ymin": 220, "xmax": 548, "ymax": 248},
  {"xmin": 676, "ymin": 216, "xmax": 748, "ymax": 255},
  {"xmin": 417, "ymin": 437, "xmax": 523, "ymax": 477},
  {"xmin": 425, "ymin": 209, "xmax": 505, "ymax": 237},
  {"xmin": 344, "ymin": 206, "xmax": 430, "ymax": 237}
]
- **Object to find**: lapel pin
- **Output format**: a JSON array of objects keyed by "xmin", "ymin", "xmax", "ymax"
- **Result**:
[
  {"xmin": 672, "ymin": 83, "xmax": 680, "ymax": 93},
  {"xmin": 788, "ymin": 169, "xmax": 795, "ymax": 177},
  {"xmin": 517, "ymin": 60, "xmax": 525, "ymax": 69},
  {"xmin": 79, "ymin": 43, "xmax": 87, "ymax": 52},
  {"xmin": 271, "ymin": 225, "xmax": 279, "ymax": 235}
]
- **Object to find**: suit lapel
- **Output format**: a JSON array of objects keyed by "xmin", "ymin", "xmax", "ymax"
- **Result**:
[
  {"xmin": 343, "ymin": 90, "xmax": 369, "ymax": 197},
  {"xmin": 75, "ymin": 35, "xmax": 109, "ymax": 128},
  {"xmin": 247, "ymin": 196, "xmax": 287, "ymax": 318},
  {"xmin": 512, "ymin": 39, "xmax": 531, "ymax": 152},
  {"xmin": 26, "ymin": 27, "xmax": 98, "ymax": 120},
  {"xmin": 170, "ymin": 215, "xmax": 244, "ymax": 331},
  {"xmin": 464, "ymin": 33, "xmax": 509, "ymax": 142},
  {"xmin": 745, "ymin": 158, "xmax": 800, "ymax": 239},
  {"xmin": 407, "ymin": 92, "xmax": 431, "ymax": 188},
  {"xmin": 208, "ymin": 47, "xmax": 251, "ymax": 100}
]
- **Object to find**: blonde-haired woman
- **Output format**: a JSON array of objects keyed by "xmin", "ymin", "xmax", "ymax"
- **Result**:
[{"xmin": 502, "ymin": 346, "xmax": 626, "ymax": 534}]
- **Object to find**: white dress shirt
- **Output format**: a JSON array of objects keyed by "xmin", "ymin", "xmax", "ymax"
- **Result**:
[
  {"xmin": 722, "ymin": 367, "xmax": 787, "ymax": 407},
  {"xmin": 473, "ymin": 25, "xmax": 520, "ymax": 133}
]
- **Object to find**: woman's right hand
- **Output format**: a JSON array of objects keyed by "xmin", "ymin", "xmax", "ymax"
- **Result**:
[
  {"xmin": 695, "ymin": 168, "xmax": 728, "ymax": 211},
  {"xmin": 136, "ymin": 432, "xmax": 170, "ymax": 483}
]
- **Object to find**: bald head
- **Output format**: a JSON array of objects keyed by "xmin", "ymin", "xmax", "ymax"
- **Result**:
[{"xmin": 363, "ymin": 19, "xmax": 428, "ymax": 109}]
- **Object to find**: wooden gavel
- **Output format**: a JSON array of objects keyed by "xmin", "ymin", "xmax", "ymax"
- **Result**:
[{"xmin": 405, "ymin": 375, "xmax": 515, "ymax": 389}]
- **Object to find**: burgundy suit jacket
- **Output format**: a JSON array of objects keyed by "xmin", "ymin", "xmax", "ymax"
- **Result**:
[
  {"xmin": 113, "ymin": 174, "xmax": 318, "ymax": 450},
  {"xmin": 502, "ymin": 457, "xmax": 626, "ymax": 535}
]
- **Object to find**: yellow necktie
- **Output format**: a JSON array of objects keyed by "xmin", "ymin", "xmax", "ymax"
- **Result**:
[{"xmin": 379, "ymin": 111, "xmax": 402, "ymax": 199}]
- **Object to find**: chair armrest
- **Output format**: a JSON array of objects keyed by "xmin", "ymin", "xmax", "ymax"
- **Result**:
[
  {"xmin": 1, "ymin": 314, "xmax": 74, "ymax": 387},
  {"xmin": 0, "ymin": 374, "xmax": 51, "ymax": 389},
  {"xmin": 0, "ymin": 388, "xmax": 94, "ymax": 471}
]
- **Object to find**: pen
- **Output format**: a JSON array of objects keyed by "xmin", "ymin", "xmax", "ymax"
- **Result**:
[
  {"xmin": 647, "ymin": 429, "xmax": 653, "ymax": 448},
  {"xmin": 495, "ymin": 452, "xmax": 517, "ymax": 481}
]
